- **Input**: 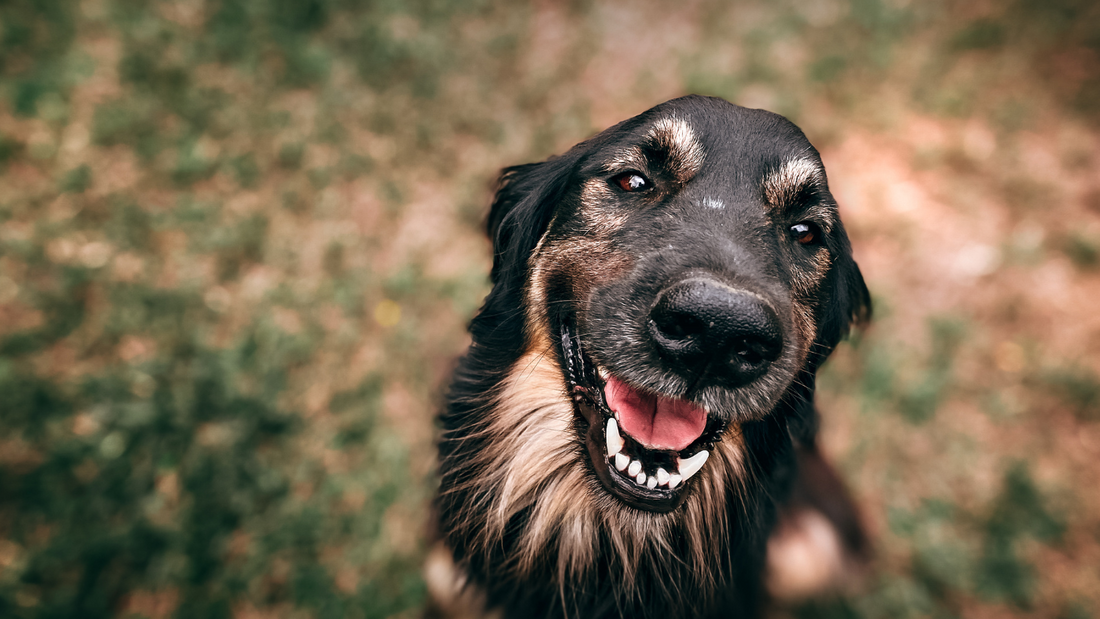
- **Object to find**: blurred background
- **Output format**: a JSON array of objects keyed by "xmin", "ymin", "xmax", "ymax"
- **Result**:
[{"xmin": 0, "ymin": 0, "xmax": 1098, "ymax": 617}]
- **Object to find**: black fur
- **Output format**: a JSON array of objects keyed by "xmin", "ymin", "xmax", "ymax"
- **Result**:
[{"xmin": 436, "ymin": 95, "xmax": 870, "ymax": 619}]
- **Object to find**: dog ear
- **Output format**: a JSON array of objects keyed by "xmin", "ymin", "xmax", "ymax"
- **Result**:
[
  {"xmin": 836, "ymin": 251, "xmax": 872, "ymax": 337},
  {"xmin": 485, "ymin": 154, "xmax": 579, "ymax": 291}
]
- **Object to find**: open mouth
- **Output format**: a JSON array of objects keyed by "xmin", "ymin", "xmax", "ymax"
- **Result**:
[{"xmin": 561, "ymin": 321, "xmax": 728, "ymax": 513}]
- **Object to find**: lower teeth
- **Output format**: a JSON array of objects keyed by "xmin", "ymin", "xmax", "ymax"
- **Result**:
[
  {"xmin": 604, "ymin": 418, "xmax": 711, "ymax": 491},
  {"xmin": 614, "ymin": 452, "xmax": 630, "ymax": 471}
]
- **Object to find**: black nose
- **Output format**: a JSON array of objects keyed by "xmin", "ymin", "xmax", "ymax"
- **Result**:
[{"xmin": 648, "ymin": 278, "xmax": 783, "ymax": 384}]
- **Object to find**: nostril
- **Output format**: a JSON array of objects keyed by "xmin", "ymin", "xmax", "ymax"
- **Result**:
[
  {"xmin": 735, "ymin": 344, "xmax": 762, "ymax": 366},
  {"xmin": 651, "ymin": 307, "xmax": 706, "ymax": 341},
  {"xmin": 732, "ymin": 335, "xmax": 781, "ymax": 369}
]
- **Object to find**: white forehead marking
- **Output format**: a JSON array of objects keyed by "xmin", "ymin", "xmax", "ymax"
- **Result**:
[{"xmin": 702, "ymin": 197, "xmax": 725, "ymax": 209}]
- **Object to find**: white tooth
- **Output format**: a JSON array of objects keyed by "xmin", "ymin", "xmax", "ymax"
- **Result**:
[
  {"xmin": 676, "ymin": 450, "xmax": 710, "ymax": 482},
  {"xmin": 668, "ymin": 473, "xmax": 683, "ymax": 489},
  {"xmin": 615, "ymin": 452, "xmax": 630, "ymax": 471},
  {"xmin": 598, "ymin": 366, "xmax": 610, "ymax": 380},
  {"xmin": 646, "ymin": 476, "xmax": 658, "ymax": 489},
  {"xmin": 627, "ymin": 459, "xmax": 642, "ymax": 477},
  {"xmin": 605, "ymin": 418, "xmax": 624, "ymax": 456},
  {"xmin": 635, "ymin": 472, "xmax": 646, "ymax": 485},
  {"xmin": 655, "ymin": 468, "xmax": 670, "ymax": 485}
]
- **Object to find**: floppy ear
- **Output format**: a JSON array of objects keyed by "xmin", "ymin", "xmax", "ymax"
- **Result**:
[
  {"xmin": 834, "ymin": 251, "xmax": 872, "ymax": 338},
  {"xmin": 454, "ymin": 153, "xmax": 583, "ymax": 379},
  {"xmin": 485, "ymin": 154, "xmax": 580, "ymax": 293}
]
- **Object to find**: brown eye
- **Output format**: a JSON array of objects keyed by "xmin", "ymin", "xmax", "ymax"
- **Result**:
[
  {"xmin": 611, "ymin": 172, "xmax": 650, "ymax": 192},
  {"xmin": 790, "ymin": 222, "xmax": 820, "ymax": 245}
]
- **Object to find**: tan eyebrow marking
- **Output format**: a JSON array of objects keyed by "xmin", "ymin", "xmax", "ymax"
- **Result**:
[
  {"xmin": 762, "ymin": 157, "xmax": 824, "ymax": 211},
  {"xmin": 645, "ymin": 116, "xmax": 705, "ymax": 182},
  {"xmin": 606, "ymin": 145, "xmax": 646, "ymax": 172}
]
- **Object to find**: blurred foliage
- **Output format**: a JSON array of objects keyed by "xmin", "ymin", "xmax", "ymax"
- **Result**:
[
  {"xmin": 0, "ymin": 0, "xmax": 1098, "ymax": 617},
  {"xmin": 796, "ymin": 464, "xmax": 1067, "ymax": 618}
]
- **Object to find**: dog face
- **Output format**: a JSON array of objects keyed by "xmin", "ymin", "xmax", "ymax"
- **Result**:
[
  {"xmin": 490, "ymin": 96, "xmax": 868, "ymax": 513},
  {"xmin": 438, "ymin": 95, "xmax": 868, "ymax": 614}
]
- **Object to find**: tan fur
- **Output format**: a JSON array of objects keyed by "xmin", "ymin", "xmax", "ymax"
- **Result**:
[
  {"xmin": 787, "ymin": 250, "xmax": 832, "ymax": 358},
  {"xmin": 646, "ymin": 117, "xmax": 705, "ymax": 182},
  {"xmin": 763, "ymin": 158, "xmax": 823, "ymax": 212},
  {"xmin": 425, "ymin": 542, "xmax": 502, "ymax": 619},
  {"xmin": 580, "ymin": 179, "xmax": 631, "ymax": 236},
  {"xmin": 523, "ymin": 221, "xmax": 555, "ymax": 339},
  {"xmin": 765, "ymin": 508, "xmax": 848, "ymax": 600},
  {"xmin": 788, "ymin": 303, "xmax": 817, "ymax": 370},
  {"xmin": 606, "ymin": 145, "xmax": 647, "ymax": 174},
  {"xmin": 791, "ymin": 252, "xmax": 832, "ymax": 298},
  {"xmin": 526, "ymin": 235, "xmax": 625, "ymax": 335},
  {"xmin": 526, "ymin": 205, "xmax": 633, "ymax": 337}
]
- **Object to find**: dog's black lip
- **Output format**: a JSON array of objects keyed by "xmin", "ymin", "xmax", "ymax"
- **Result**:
[{"xmin": 560, "ymin": 319, "xmax": 726, "ymax": 513}]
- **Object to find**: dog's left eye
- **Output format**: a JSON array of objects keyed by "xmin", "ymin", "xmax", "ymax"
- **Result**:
[
  {"xmin": 790, "ymin": 222, "xmax": 821, "ymax": 246},
  {"xmin": 611, "ymin": 172, "xmax": 650, "ymax": 192}
]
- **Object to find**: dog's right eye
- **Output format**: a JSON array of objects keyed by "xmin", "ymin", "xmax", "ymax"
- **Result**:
[{"xmin": 611, "ymin": 172, "xmax": 651, "ymax": 192}]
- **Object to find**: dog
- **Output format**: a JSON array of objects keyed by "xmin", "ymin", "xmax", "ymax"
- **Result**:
[{"xmin": 432, "ymin": 95, "xmax": 871, "ymax": 618}]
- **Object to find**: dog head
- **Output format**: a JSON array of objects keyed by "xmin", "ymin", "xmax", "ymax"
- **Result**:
[{"xmin": 485, "ymin": 95, "xmax": 869, "ymax": 513}]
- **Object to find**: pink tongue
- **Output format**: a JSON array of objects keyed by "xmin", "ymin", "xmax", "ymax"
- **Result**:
[{"xmin": 604, "ymin": 376, "xmax": 707, "ymax": 451}]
